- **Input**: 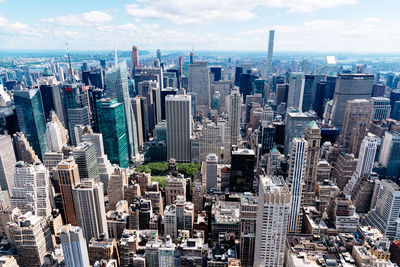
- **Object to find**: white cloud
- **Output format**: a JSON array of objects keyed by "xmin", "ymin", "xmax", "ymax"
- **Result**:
[
  {"xmin": 42, "ymin": 10, "xmax": 112, "ymax": 27},
  {"xmin": 125, "ymin": 0, "xmax": 359, "ymax": 25}
]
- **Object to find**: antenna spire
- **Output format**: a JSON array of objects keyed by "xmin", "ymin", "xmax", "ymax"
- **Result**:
[
  {"xmin": 66, "ymin": 41, "xmax": 73, "ymax": 79},
  {"xmin": 113, "ymin": 26, "xmax": 118, "ymax": 66}
]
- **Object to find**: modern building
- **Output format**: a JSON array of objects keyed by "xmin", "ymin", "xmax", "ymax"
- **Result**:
[
  {"xmin": 73, "ymin": 142, "xmax": 100, "ymax": 181},
  {"xmin": 284, "ymin": 109, "xmax": 317, "ymax": 155},
  {"xmin": 229, "ymin": 148, "xmax": 255, "ymax": 192},
  {"xmin": 228, "ymin": 87, "xmax": 242, "ymax": 148},
  {"xmin": 0, "ymin": 135, "xmax": 15, "ymax": 197},
  {"xmin": 166, "ymin": 95, "xmax": 192, "ymax": 162},
  {"xmin": 301, "ymin": 74, "xmax": 324, "ymax": 112},
  {"xmin": 60, "ymin": 225, "xmax": 90, "ymax": 267},
  {"xmin": 188, "ymin": 62, "xmax": 210, "ymax": 113},
  {"xmin": 303, "ymin": 121, "xmax": 321, "ymax": 205},
  {"xmin": 370, "ymin": 97, "xmax": 391, "ymax": 121},
  {"xmin": 56, "ymin": 159, "xmax": 81, "ymax": 225},
  {"xmin": 254, "ymin": 176, "xmax": 290, "ymax": 267},
  {"xmin": 332, "ymin": 74, "xmax": 374, "ymax": 126},
  {"xmin": 13, "ymin": 89, "xmax": 48, "ymax": 160},
  {"xmin": 379, "ymin": 131, "xmax": 400, "ymax": 179},
  {"xmin": 287, "ymin": 72, "xmax": 304, "ymax": 110},
  {"xmin": 266, "ymin": 30, "xmax": 275, "ymax": 78},
  {"xmin": 96, "ymin": 98, "xmax": 129, "ymax": 168},
  {"xmin": 105, "ymin": 61, "xmax": 139, "ymax": 160},
  {"xmin": 287, "ymin": 138, "xmax": 307, "ymax": 233},
  {"xmin": 205, "ymin": 154, "xmax": 218, "ymax": 191},
  {"xmin": 62, "ymin": 82, "xmax": 90, "ymax": 146},
  {"xmin": 73, "ymin": 180, "xmax": 108, "ymax": 241},
  {"xmin": 82, "ymin": 132, "xmax": 114, "ymax": 190},
  {"xmin": 363, "ymin": 179, "xmax": 400, "ymax": 240},
  {"xmin": 340, "ymin": 99, "xmax": 373, "ymax": 157}
]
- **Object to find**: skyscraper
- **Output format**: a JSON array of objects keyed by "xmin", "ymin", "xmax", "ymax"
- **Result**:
[
  {"xmin": 131, "ymin": 46, "xmax": 139, "ymax": 69},
  {"xmin": 254, "ymin": 175, "xmax": 290, "ymax": 267},
  {"xmin": 363, "ymin": 179, "xmax": 400, "ymax": 241},
  {"xmin": 379, "ymin": 131, "xmax": 400, "ymax": 180},
  {"xmin": 62, "ymin": 82, "xmax": 90, "ymax": 146},
  {"xmin": 332, "ymin": 74, "xmax": 374, "ymax": 126},
  {"xmin": 105, "ymin": 61, "xmax": 138, "ymax": 160},
  {"xmin": 287, "ymin": 72, "xmax": 304, "ymax": 110},
  {"xmin": 188, "ymin": 62, "xmax": 210, "ymax": 114},
  {"xmin": 11, "ymin": 162, "xmax": 52, "ymax": 218},
  {"xmin": 284, "ymin": 109, "xmax": 317, "ymax": 155},
  {"xmin": 72, "ymin": 180, "xmax": 108, "ymax": 241},
  {"xmin": 370, "ymin": 97, "xmax": 391, "ymax": 121},
  {"xmin": 239, "ymin": 196, "xmax": 258, "ymax": 267},
  {"xmin": 266, "ymin": 30, "xmax": 275, "ymax": 78},
  {"xmin": 0, "ymin": 135, "xmax": 15, "ymax": 196},
  {"xmin": 205, "ymin": 154, "xmax": 218, "ymax": 191},
  {"xmin": 340, "ymin": 99, "xmax": 373, "ymax": 157},
  {"xmin": 287, "ymin": 138, "xmax": 307, "ymax": 233},
  {"xmin": 81, "ymin": 133, "xmax": 113, "ymax": 190},
  {"xmin": 166, "ymin": 95, "xmax": 192, "ymax": 162},
  {"xmin": 56, "ymin": 159, "xmax": 81, "ymax": 225},
  {"xmin": 7, "ymin": 212, "xmax": 53, "ymax": 267},
  {"xmin": 73, "ymin": 142, "xmax": 100, "ymax": 181},
  {"xmin": 301, "ymin": 74, "xmax": 324, "ymax": 112},
  {"xmin": 46, "ymin": 113, "xmax": 68, "ymax": 152},
  {"xmin": 96, "ymin": 98, "xmax": 129, "ymax": 168},
  {"xmin": 303, "ymin": 121, "xmax": 321, "ymax": 205},
  {"xmin": 13, "ymin": 89, "xmax": 48, "ymax": 160},
  {"xmin": 228, "ymin": 87, "xmax": 242, "ymax": 148},
  {"xmin": 344, "ymin": 133, "xmax": 377, "ymax": 195},
  {"xmin": 229, "ymin": 148, "xmax": 255, "ymax": 192},
  {"xmin": 60, "ymin": 225, "xmax": 90, "ymax": 267}
]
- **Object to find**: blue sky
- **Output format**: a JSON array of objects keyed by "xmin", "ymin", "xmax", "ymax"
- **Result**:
[{"xmin": 0, "ymin": 0, "xmax": 398, "ymax": 52}]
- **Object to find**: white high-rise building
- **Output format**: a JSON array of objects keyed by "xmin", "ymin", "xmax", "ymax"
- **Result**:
[
  {"xmin": 287, "ymin": 72, "xmax": 305, "ymax": 110},
  {"xmin": 82, "ymin": 133, "xmax": 113, "ymax": 190},
  {"xmin": 287, "ymin": 138, "xmax": 307, "ymax": 233},
  {"xmin": 362, "ymin": 179, "xmax": 400, "ymax": 240},
  {"xmin": 0, "ymin": 135, "xmax": 16, "ymax": 198},
  {"xmin": 46, "ymin": 122, "xmax": 64, "ymax": 152},
  {"xmin": 72, "ymin": 180, "xmax": 108, "ymax": 241},
  {"xmin": 105, "ymin": 61, "xmax": 138, "ymax": 159},
  {"xmin": 344, "ymin": 133, "xmax": 378, "ymax": 195},
  {"xmin": 266, "ymin": 30, "xmax": 275, "ymax": 78},
  {"xmin": 11, "ymin": 162, "xmax": 52, "ymax": 218},
  {"xmin": 228, "ymin": 87, "xmax": 242, "ymax": 148},
  {"xmin": 166, "ymin": 95, "xmax": 192, "ymax": 162},
  {"xmin": 60, "ymin": 225, "xmax": 90, "ymax": 267},
  {"xmin": 254, "ymin": 175, "xmax": 290, "ymax": 267},
  {"xmin": 206, "ymin": 154, "xmax": 218, "ymax": 191},
  {"xmin": 188, "ymin": 62, "xmax": 210, "ymax": 114}
]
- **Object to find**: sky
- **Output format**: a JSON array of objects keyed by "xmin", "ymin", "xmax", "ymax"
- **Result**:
[{"xmin": 0, "ymin": 0, "xmax": 398, "ymax": 52}]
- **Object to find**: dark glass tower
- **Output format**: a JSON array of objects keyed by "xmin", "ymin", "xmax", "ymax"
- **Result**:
[
  {"xmin": 13, "ymin": 89, "xmax": 48, "ymax": 160},
  {"xmin": 96, "ymin": 98, "xmax": 129, "ymax": 168}
]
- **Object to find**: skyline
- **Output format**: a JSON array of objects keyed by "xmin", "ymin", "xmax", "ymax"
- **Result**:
[{"xmin": 1, "ymin": 0, "xmax": 399, "ymax": 52}]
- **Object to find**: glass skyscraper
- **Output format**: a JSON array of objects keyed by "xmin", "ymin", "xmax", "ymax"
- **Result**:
[
  {"xmin": 96, "ymin": 98, "xmax": 129, "ymax": 168},
  {"xmin": 14, "ymin": 89, "xmax": 48, "ymax": 160},
  {"xmin": 105, "ymin": 61, "xmax": 138, "ymax": 160}
]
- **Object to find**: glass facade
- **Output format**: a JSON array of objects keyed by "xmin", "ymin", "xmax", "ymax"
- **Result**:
[
  {"xmin": 97, "ymin": 98, "xmax": 129, "ymax": 168},
  {"xmin": 14, "ymin": 89, "xmax": 48, "ymax": 160}
]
